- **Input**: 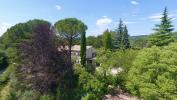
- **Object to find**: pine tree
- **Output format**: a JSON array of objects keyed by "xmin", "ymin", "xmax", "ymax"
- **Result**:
[
  {"xmin": 148, "ymin": 7, "xmax": 175, "ymax": 47},
  {"xmin": 103, "ymin": 29, "xmax": 112, "ymax": 49},
  {"xmin": 113, "ymin": 19, "xmax": 124, "ymax": 49},
  {"xmin": 154, "ymin": 7, "xmax": 174, "ymax": 34},
  {"xmin": 80, "ymin": 31, "xmax": 86, "ymax": 67},
  {"xmin": 122, "ymin": 25, "xmax": 130, "ymax": 49}
]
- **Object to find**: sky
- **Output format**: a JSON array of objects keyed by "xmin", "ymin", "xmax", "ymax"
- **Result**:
[{"xmin": 0, "ymin": 0, "xmax": 177, "ymax": 36}]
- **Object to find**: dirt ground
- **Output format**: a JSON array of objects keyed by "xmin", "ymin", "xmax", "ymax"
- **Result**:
[{"xmin": 103, "ymin": 89, "xmax": 139, "ymax": 100}]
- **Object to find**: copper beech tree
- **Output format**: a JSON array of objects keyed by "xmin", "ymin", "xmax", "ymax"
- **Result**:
[{"xmin": 19, "ymin": 23, "xmax": 67, "ymax": 93}]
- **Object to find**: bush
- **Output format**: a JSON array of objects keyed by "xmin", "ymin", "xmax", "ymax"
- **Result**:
[
  {"xmin": 0, "ymin": 51, "xmax": 8, "ymax": 71},
  {"xmin": 74, "ymin": 64, "xmax": 106, "ymax": 99},
  {"xmin": 96, "ymin": 48, "xmax": 138, "ymax": 71},
  {"xmin": 82, "ymin": 93, "xmax": 98, "ymax": 100},
  {"xmin": 0, "ymin": 64, "xmax": 15, "ymax": 91},
  {"xmin": 126, "ymin": 43, "xmax": 177, "ymax": 99},
  {"xmin": 96, "ymin": 48, "xmax": 138, "ymax": 90},
  {"xmin": 40, "ymin": 95, "xmax": 54, "ymax": 100},
  {"xmin": 20, "ymin": 90, "xmax": 40, "ymax": 100},
  {"xmin": 0, "ymin": 79, "xmax": 18, "ymax": 100},
  {"xmin": 0, "ymin": 82, "xmax": 14, "ymax": 100}
]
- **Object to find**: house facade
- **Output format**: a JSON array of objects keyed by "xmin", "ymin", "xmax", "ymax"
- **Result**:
[{"xmin": 71, "ymin": 45, "xmax": 96, "ymax": 64}]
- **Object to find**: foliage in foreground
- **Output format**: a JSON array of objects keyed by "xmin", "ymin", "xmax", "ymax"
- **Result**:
[
  {"xmin": 126, "ymin": 42, "xmax": 177, "ymax": 100},
  {"xmin": 74, "ymin": 64, "xmax": 114, "ymax": 100}
]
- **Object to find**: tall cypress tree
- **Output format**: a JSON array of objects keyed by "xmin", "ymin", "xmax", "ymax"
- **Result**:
[
  {"xmin": 154, "ymin": 7, "xmax": 174, "ymax": 34},
  {"xmin": 80, "ymin": 31, "xmax": 86, "ymax": 67},
  {"xmin": 113, "ymin": 19, "xmax": 124, "ymax": 49},
  {"xmin": 122, "ymin": 25, "xmax": 130, "ymax": 49}
]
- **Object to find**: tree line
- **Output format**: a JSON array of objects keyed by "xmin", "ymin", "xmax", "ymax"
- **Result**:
[{"xmin": 95, "ymin": 19, "xmax": 131, "ymax": 50}]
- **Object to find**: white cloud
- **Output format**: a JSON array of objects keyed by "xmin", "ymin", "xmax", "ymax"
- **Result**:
[
  {"xmin": 0, "ymin": 22, "xmax": 12, "ymax": 36},
  {"xmin": 124, "ymin": 21, "xmax": 138, "ymax": 24},
  {"xmin": 96, "ymin": 16, "xmax": 112, "ymax": 35},
  {"xmin": 56, "ymin": 5, "xmax": 62, "ymax": 11},
  {"xmin": 131, "ymin": 1, "xmax": 139, "ymax": 5},
  {"xmin": 96, "ymin": 16, "xmax": 112, "ymax": 26},
  {"xmin": 148, "ymin": 13, "xmax": 162, "ymax": 21}
]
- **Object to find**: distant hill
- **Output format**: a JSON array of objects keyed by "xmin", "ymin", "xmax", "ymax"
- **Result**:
[
  {"xmin": 130, "ymin": 35, "xmax": 148, "ymax": 44},
  {"xmin": 130, "ymin": 31, "xmax": 177, "ymax": 40},
  {"xmin": 130, "ymin": 35, "xmax": 148, "ymax": 40}
]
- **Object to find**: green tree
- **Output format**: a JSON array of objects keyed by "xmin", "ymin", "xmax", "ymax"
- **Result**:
[
  {"xmin": 55, "ymin": 18, "xmax": 87, "ymax": 88},
  {"xmin": 148, "ymin": 7, "xmax": 175, "ymax": 47},
  {"xmin": 126, "ymin": 43, "xmax": 177, "ymax": 99},
  {"xmin": 154, "ymin": 7, "xmax": 174, "ymax": 34},
  {"xmin": 81, "ymin": 31, "xmax": 86, "ymax": 67},
  {"xmin": 122, "ymin": 25, "xmax": 130, "ymax": 49},
  {"xmin": 113, "ymin": 19, "xmax": 124, "ymax": 49},
  {"xmin": 103, "ymin": 29, "xmax": 112, "ymax": 49},
  {"xmin": 54, "ymin": 18, "xmax": 87, "ymax": 66},
  {"xmin": 148, "ymin": 33, "xmax": 175, "ymax": 47},
  {"xmin": 87, "ymin": 35, "xmax": 104, "ymax": 48},
  {"xmin": 94, "ymin": 35, "xmax": 104, "ymax": 48},
  {"xmin": 87, "ymin": 36, "xmax": 96, "ymax": 46}
]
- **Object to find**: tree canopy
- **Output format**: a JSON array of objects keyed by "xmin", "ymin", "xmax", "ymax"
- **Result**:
[
  {"xmin": 0, "ymin": 19, "xmax": 51, "ymax": 63},
  {"xmin": 126, "ymin": 43, "xmax": 177, "ymax": 99},
  {"xmin": 54, "ymin": 18, "xmax": 87, "ymax": 64},
  {"xmin": 18, "ymin": 22, "xmax": 66, "ymax": 93}
]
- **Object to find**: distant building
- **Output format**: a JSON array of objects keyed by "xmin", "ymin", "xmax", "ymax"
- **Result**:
[
  {"xmin": 58, "ymin": 45, "xmax": 96, "ymax": 64},
  {"xmin": 71, "ymin": 45, "xmax": 96, "ymax": 64}
]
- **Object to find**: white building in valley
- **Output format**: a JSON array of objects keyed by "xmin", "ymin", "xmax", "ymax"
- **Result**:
[{"xmin": 71, "ymin": 45, "xmax": 96, "ymax": 64}]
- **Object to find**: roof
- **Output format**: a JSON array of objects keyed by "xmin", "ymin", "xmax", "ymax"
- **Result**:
[
  {"xmin": 71, "ymin": 45, "xmax": 93, "ymax": 51},
  {"xmin": 58, "ymin": 45, "xmax": 94, "ymax": 51}
]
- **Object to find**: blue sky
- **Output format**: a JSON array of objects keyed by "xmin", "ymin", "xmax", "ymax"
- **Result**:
[{"xmin": 0, "ymin": 0, "xmax": 177, "ymax": 36}]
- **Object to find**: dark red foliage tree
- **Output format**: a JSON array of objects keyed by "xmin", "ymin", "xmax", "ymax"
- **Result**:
[{"xmin": 19, "ymin": 23, "xmax": 67, "ymax": 93}]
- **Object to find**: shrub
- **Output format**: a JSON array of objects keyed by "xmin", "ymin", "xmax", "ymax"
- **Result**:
[
  {"xmin": 0, "ymin": 51, "xmax": 8, "ymax": 71},
  {"xmin": 0, "ymin": 80, "xmax": 18, "ymax": 100},
  {"xmin": 20, "ymin": 90, "xmax": 40, "ymax": 100},
  {"xmin": 96, "ymin": 48, "xmax": 138, "ymax": 90},
  {"xmin": 74, "ymin": 64, "xmax": 105, "ymax": 99},
  {"xmin": 0, "ymin": 64, "xmax": 15, "ymax": 90},
  {"xmin": 0, "ymin": 82, "xmax": 13, "ymax": 100},
  {"xmin": 82, "ymin": 93, "xmax": 98, "ymax": 100},
  {"xmin": 40, "ymin": 95, "xmax": 54, "ymax": 100}
]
